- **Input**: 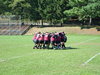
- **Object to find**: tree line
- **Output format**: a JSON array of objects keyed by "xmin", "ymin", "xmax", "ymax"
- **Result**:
[{"xmin": 0, "ymin": 0, "xmax": 100, "ymax": 26}]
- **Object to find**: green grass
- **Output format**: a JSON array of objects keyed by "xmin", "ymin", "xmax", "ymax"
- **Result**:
[{"xmin": 0, "ymin": 34, "xmax": 100, "ymax": 75}]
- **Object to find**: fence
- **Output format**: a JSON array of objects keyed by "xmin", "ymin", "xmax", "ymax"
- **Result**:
[{"xmin": 0, "ymin": 15, "xmax": 22, "ymax": 35}]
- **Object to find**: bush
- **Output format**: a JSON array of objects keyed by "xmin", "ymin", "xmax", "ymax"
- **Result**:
[
  {"xmin": 81, "ymin": 25, "xmax": 92, "ymax": 29},
  {"xmin": 96, "ymin": 26, "xmax": 100, "ymax": 31}
]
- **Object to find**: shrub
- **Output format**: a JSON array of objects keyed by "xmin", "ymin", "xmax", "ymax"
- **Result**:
[{"xmin": 96, "ymin": 26, "xmax": 100, "ymax": 31}]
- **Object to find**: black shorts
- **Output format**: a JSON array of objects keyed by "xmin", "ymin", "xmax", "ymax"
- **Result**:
[
  {"xmin": 64, "ymin": 38, "xmax": 67, "ymax": 42},
  {"xmin": 51, "ymin": 41, "xmax": 55, "ymax": 45},
  {"xmin": 44, "ymin": 40, "xmax": 50, "ymax": 44},
  {"xmin": 33, "ymin": 40, "xmax": 38, "ymax": 44},
  {"xmin": 39, "ymin": 40, "xmax": 44, "ymax": 44},
  {"xmin": 56, "ymin": 41, "xmax": 60, "ymax": 44},
  {"xmin": 61, "ymin": 39, "xmax": 64, "ymax": 42}
]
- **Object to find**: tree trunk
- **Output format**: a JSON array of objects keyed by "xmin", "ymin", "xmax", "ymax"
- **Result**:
[
  {"xmin": 89, "ymin": 16, "xmax": 92, "ymax": 25},
  {"xmin": 83, "ymin": 20, "xmax": 86, "ymax": 25},
  {"xmin": 50, "ymin": 19, "xmax": 53, "ymax": 26},
  {"xmin": 61, "ymin": 22, "xmax": 63, "ymax": 27},
  {"xmin": 41, "ymin": 19, "xmax": 43, "ymax": 26},
  {"xmin": 61, "ymin": 18, "xmax": 63, "ymax": 27}
]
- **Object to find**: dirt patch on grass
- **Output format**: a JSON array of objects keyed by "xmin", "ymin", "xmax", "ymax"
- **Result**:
[{"xmin": 25, "ymin": 27, "xmax": 100, "ymax": 35}]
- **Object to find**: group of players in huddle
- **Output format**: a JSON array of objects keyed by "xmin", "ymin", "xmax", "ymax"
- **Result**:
[{"xmin": 32, "ymin": 32, "xmax": 67, "ymax": 49}]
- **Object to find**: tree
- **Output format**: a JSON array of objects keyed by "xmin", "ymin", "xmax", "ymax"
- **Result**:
[
  {"xmin": 44, "ymin": 0, "xmax": 59, "ymax": 25},
  {"xmin": 26, "ymin": 0, "xmax": 41, "ymax": 21},
  {"xmin": 64, "ymin": 0, "xmax": 100, "ymax": 25},
  {"xmin": 9, "ymin": 0, "xmax": 31, "ymax": 19},
  {"xmin": 37, "ymin": 0, "xmax": 68, "ymax": 26},
  {"xmin": 57, "ymin": 0, "xmax": 69, "ymax": 26},
  {"xmin": 0, "ymin": 0, "xmax": 7, "ymax": 14},
  {"xmin": 81, "ymin": 0, "xmax": 100, "ymax": 25},
  {"xmin": 37, "ymin": 0, "xmax": 47, "ymax": 26}
]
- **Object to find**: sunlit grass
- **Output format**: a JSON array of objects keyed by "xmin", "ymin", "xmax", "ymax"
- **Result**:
[{"xmin": 0, "ymin": 34, "xmax": 100, "ymax": 75}]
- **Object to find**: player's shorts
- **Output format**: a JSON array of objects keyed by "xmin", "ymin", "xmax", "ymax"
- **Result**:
[
  {"xmin": 51, "ymin": 41, "xmax": 55, "ymax": 45},
  {"xmin": 56, "ymin": 41, "xmax": 60, "ymax": 44},
  {"xmin": 61, "ymin": 39, "xmax": 64, "ymax": 42},
  {"xmin": 39, "ymin": 40, "xmax": 44, "ymax": 44},
  {"xmin": 44, "ymin": 40, "xmax": 50, "ymax": 44},
  {"xmin": 64, "ymin": 38, "xmax": 67, "ymax": 42},
  {"xmin": 33, "ymin": 39, "xmax": 38, "ymax": 44}
]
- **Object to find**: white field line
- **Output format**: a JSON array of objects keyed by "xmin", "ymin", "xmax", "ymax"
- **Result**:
[
  {"xmin": 0, "ymin": 50, "xmax": 54, "ymax": 63},
  {"xmin": 0, "ymin": 51, "xmax": 48, "ymax": 63},
  {"xmin": 0, "ymin": 52, "xmax": 34, "ymax": 63},
  {"xmin": 0, "ymin": 37, "xmax": 98, "ymax": 63},
  {"xmin": 81, "ymin": 53, "xmax": 100, "ymax": 66}
]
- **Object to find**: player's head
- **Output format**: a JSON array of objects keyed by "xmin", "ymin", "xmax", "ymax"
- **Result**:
[{"xmin": 38, "ymin": 32, "xmax": 41, "ymax": 34}]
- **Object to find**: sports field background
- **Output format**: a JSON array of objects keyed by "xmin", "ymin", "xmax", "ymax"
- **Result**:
[{"xmin": 0, "ymin": 34, "xmax": 100, "ymax": 75}]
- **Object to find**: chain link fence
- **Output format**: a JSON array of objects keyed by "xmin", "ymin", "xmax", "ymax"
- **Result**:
[{"xmin": 0, "ymin": 15, "xmax": 22, "ymax": 35}]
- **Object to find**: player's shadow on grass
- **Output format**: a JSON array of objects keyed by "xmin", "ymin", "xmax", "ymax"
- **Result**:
[
  {"xmin": 65, "ymin": 47, "xmax": 78, "ymax": 50},
  {"xmin": 49, "ymin": 47, "xmax": 78, "ymax": 50}
]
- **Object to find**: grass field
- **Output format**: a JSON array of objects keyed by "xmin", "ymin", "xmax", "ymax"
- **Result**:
[{"xmin": 0, "ymin": 34, "xmax": 100, "ymax": 75}]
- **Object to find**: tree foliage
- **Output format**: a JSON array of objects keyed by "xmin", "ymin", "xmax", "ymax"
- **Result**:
[
  {"xmin": 0, "ymin": 0, "xmax": 100, "ymax": 25},
  {"xmin": 9, "ymin": 0, "xmax": 31, "ymax": 19},
  {"xmin": 64, "ymin": 0, "xmax": 100, "ymax": 25}
]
